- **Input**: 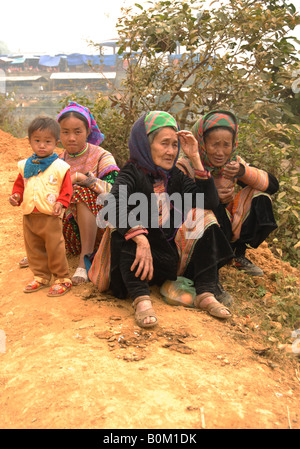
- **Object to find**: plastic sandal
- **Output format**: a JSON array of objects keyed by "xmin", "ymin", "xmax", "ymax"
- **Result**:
[
  {"xmin": 47, "ymin": 281, "xmax": 72, "ymax": 297},
  {"xmin": 24, "ymin": 279, "xmax": 48, "ymax": 293},
  {"xmin": 133, "ymin": 296, "xmax": 158, "ymax": 329},
  {"xmin": 19, "ymin": 257, "xmax": 29, "ymax": 268},
  {"xmin": 194, "ymin": 292, "xmax": 231, "ymax": 320}
]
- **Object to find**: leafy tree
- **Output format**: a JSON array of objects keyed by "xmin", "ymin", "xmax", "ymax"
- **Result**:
[
  {"xmin": 112, "ymin": 0, "xmax": 299, "ymax": 128},
  {"xmin": 237, "ymin": 115, "xmax": 300, "ymax": 265}
]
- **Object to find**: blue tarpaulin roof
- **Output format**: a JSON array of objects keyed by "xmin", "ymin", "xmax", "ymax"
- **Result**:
[
  {"xmin": 11, "ymin": 58, "xmax": 26, "ymax": 64},
  {"xmin": 82, "ymin": 55, "xmax": 102, "ymax": 65},
  {"xmin": 39, "ymin": 55, "xmax": 63, "ymax": 67},
  {"xmin": 101, "ymin": 55, "xmax": 117, "ymax": 65},
  {"xmin": 37, "ymin": 54, "xmax": 116, "ymax": 67},
  {"xmin": 66, "ymin": 54, "xmax": 87, "ymax": 66},
  {"xmin": 67, "ymin": 54, "xmax": 116, "ymax": 66}
]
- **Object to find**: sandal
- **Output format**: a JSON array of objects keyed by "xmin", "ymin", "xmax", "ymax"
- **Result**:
[
  {"xmin": 133, "ymin": 296, "xmax": 158, "ymax": 329},
  {"xmin": 19, "ymin": 257, "xmax": 29, "ymax": 268},
  {"xmin": 47, "ymin": 281, "xmax": 72, "ymax": 297},
  {"xmin": 194, "ymin": 292, "xmax": 231, "ymax": 320},
  {"xmin": 71, "ymin": 267, "xmax": 88, "ymax": 285},
  {"xmin": 24, "ymin": 279, "xmax": 48, "ymax": 293}
]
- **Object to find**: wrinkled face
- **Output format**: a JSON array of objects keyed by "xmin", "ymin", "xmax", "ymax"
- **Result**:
[
  {"xmin": 29, "ymin": 129, "xmax": 57, "ymax": 158},
  {"xmin": 59, "ymin": 116, "xmax": 89, "ymax": 154},
  {"xmin": 205, "ymin": 128, "xmax": 234, "ymax": 167},
  {"xmin": 150, "ymin": 127, "xmax": 178, "ymax": 170}
]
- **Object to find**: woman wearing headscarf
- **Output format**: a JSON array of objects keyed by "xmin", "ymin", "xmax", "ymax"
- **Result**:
[
  {"xmin": 177, "ymin": 110, "xmax": 279, "ymax": 276},
  {"xmin": 89, "ymin": 111, "xmax": 234, "ymax": 328},
  {"xmin": 57, "ymin": 102, "xmax": 119, "ymax": 284}
]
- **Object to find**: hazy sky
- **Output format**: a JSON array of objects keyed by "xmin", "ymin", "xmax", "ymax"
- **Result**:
[
  {"xmin": 1, "ymin": 0, "xmax": 139, "ymax": 55},
  {"xmin": 1, "ymin": 0, "xmax": 299, "ymax": 55}
]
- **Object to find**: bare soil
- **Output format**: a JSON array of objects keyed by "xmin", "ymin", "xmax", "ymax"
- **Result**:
[{"xmin": 0, "ymin": 129, "xmax": 299, "ymax": 429}]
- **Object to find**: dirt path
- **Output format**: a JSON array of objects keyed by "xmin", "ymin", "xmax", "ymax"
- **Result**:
[{"xmin": 0, "ymin": 130, "xmax": 299, "ymax": 429}]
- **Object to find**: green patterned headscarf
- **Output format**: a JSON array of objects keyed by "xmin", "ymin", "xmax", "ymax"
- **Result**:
[
  {"xmin": 145, "ymin": 111, "xmax": 178, "ymax": 135},
  {"xmin": 191, "ymin": 110, "xmax": 238, "ymax": 175},
  {"xmin": 129, "ymin": 111, "xmax": 179, "ymax": 180}
]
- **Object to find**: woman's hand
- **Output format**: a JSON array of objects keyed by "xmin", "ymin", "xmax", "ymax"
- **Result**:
[
  {"xmin": 9, "ymin": 193, "xmax": 20, "ymax": 206},
  {"xmin": 131, "ymin": 234, "xmax": 153, "ymax": 281},
  {"xmin": 177, "ymin": 131, "xmax": 204, "ymax": 171},
  {"xmin": 71, "ymin": 171, "xmax": 88, "ymax": 185},
  {"xmin": 223, "ymin": 161, "xmax": 242, "ymax": 180},
  {"xmin": 218, "ymin": 186, "xmax": 235, "ymax": 204}
]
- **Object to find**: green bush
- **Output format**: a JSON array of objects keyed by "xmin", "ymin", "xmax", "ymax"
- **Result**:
[
  {"xmin": 238, "ymin": 116, "xmax": 300, "ymax": 266},
  {"xmin": 0, "ymin": 95, "xmax": 24, "ymax": 137}
]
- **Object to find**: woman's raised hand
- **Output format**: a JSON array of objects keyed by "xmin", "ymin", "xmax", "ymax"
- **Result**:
[
  {"xmin": 177, "ymin": 131, "xmax": 204, "ymax": 171},
  {"xmin": 223, "ymin": 161, "xmax": 242, "ymax": 180}
]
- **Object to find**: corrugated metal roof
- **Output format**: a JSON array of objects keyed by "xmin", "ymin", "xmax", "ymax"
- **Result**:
[
  {"xmin": 50, "ymin": 72, "xmax": 116, "ymax": 80},
  {"xmin": 0, "ymin": 57, "xmax": 14, "ymax": 62},
  {"xmin": 4, "ymin": 76, "xmax": 47, "ymax": 82}
]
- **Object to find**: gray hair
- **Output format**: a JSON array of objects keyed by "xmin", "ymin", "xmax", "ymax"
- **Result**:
[{"xmin": 147, "ymin": 126, "xmax": 178, "ymax": 145}]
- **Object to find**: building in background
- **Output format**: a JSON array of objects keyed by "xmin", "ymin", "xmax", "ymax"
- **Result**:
[{"xmin": 0, "ymin": 41, "xmax": 125, "ymax": 125}]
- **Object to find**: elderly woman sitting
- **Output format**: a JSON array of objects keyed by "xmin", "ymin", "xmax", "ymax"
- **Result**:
[
  {"xmin": 90, "ymin": 111, "xmax": 234, "ymax": 328},
  {"xmin": 177, "ymin": 110, "xmax": 279, "ymax": 276}
]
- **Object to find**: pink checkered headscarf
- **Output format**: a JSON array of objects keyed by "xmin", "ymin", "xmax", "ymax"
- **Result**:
[{"xmin": 57, "ymin": 101, "xmax": 104, "ymax": 146}]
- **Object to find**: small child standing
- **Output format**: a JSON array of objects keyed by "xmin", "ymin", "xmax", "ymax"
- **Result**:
[{"xmin": 9, "ymin": 116, "xmax": 73, "ymax": 296}]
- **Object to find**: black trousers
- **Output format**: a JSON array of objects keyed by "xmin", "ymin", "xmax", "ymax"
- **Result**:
[
  {"xmin": 214, "ymin": 195, "xmax": 277, "ymax": 257},
  {"xmin": 111, "ymin": 224, "xmax": 233, "ymax": 301}
]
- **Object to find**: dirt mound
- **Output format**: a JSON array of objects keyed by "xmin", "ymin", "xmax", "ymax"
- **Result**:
[
  {"xmin": 0, "ymin": 129, "xmax": 31, "ymax": 163},
  {"xmin": 0, "ymin": 129, "xmax": 62, "ymax": 165},
  {"xmin": 0, "ymin": 130, "xmax": 299, "ymax": 430}
]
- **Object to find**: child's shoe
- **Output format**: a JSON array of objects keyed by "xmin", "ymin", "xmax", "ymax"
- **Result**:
[
  {"xmin": 24, "ymin": 279, "xmax": 49, "ymax": 293},
  {"xmin": 19, "ymin": 257, "xmax": 29, "ymax": 268},
  {"xmin": 47, "ymin": 280, "xmax": 72, "ymax": 297}
]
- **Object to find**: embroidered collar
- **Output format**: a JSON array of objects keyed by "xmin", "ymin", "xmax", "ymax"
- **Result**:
[{"xmin": 68, "ymin": 143, "xmax": 88, "ymax": 158}]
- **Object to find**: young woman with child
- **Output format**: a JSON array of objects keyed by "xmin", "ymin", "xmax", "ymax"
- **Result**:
[{"xmin": 18, "ymin": 102, "xmax": 120, "ymax": 287}]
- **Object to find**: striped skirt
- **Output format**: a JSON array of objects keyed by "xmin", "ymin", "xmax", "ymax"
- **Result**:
[
  {"xmin": 215, "ymin": 187, "xmax": 277, "ymax": 248},
  {"xmin": 63, "ymin": 186, "xmax": 101, "ymax": 255}
]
